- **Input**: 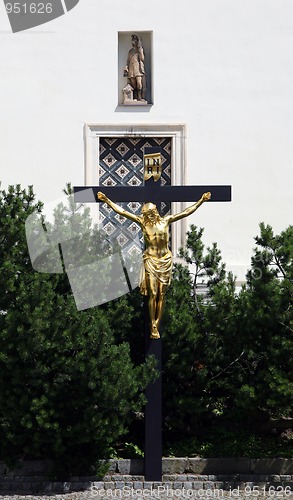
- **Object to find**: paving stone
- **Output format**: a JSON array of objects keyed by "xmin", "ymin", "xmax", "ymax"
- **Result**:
[
  {"xmin": 143, "ymin": 481, "xmax": 153, "ymax": 489},
  {"xmin": 162, "ymin": 481, "xmax": 173, "ymax": 489},
  {"xmin": 204, "ymin": 481, "xmax": 215, "ymax": 489},
  {"xmin": 175, "ymin": 475, "xmax": 188, "ymax": 481},
  {"xmin": 107, "ymin": 460, "xmax": 118, "ymax": 473},
  {"xmin": 163, "ymin": 459, "xmax": 188, "ymax": 474},
  {"xmin": 109, "ymin": 475, "xmax": 127, "ymax": 481},
  {"xmin": 192, "ymin": 481, "xmax": 203, "ymax": 490},
  {"xmin": 1, "ymin": 467, "xmax": 293, "ymax": 498},
  {"xmin": 186, "ymin": 459, "xmax": 207, "ymax": 474},
  {"xmin": 117, "ymin": 460, "xmax": 131, "ymax": 475},
  {"xmin": 214, "ymin": 482, "xmax": 225, "ymax": 489},
  {"xmin": 162, "ymin": 475, "xmax": 177, "ymax": 481},
  {"xmin": 92, "ymin": 482, "xmax": 104, "ymax": 489},
  {"xmin": 114, "ymin": 481, "xmax": 125, "ymax": 489},
  {"xmin": 133, "ymin": 481, "xmax": 143, "ymax": 489},
  {"xmin": 104, "ymin": 481, "xmax": 115, "ymax": 489}
]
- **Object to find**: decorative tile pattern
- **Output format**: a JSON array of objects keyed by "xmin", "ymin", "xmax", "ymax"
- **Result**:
[{"xmin": 99, "ymin": 137, "xmax": 172, "ymax": 253}]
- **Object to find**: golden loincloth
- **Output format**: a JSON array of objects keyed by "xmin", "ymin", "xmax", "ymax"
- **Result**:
[{"xmin": 139, "ymin": 250, "xmax": 173, "ymax": 296}]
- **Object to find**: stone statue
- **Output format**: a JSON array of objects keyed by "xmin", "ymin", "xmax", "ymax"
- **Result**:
[
  {"xmin": 98, "ymin": 191, "xmax": 211, "ymax": 339},
  {"xmin": 122, "ymin": 83, "xmax": 134, "ymax": 104},
  {"xmin": 123, "ymin": 34, "xmax": 146, "ymax": 102}
]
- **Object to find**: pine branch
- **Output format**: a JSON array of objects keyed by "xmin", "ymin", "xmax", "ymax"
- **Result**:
[{"xmin": 209, "ymin": 351, "xmax": 245, "ymax": 382}]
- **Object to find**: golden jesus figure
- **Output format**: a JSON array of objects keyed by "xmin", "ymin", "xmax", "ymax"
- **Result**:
[{"xmin": 98, "ymin": 191, "xmax": 211, "ymax": 339}]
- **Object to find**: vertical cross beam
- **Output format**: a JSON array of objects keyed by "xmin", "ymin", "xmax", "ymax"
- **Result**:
[
  {"xmin": 144, "ymin": 302, "xmax": 162, "ymax": 481},
  {"xmin": 143, "ymin": 147, "xmax": 163, "ymax": 481}
]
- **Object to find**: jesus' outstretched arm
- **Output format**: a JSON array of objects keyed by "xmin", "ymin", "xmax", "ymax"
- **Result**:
[
  {"xmin": 166, "ymin": 192, "xmax": 211, "ymax": 224},
  {"xmin": 97, "ymin": 191, "xmax": 142, "ymax": 225}
]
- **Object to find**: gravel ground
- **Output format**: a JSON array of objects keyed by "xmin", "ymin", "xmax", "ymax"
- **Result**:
[{"xmin": 0, "ymin": 490, "xmax": 292, "ymax": 499}]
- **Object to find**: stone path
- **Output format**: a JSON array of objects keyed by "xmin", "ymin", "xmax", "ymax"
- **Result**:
[{"xmin": 0, "ymin": 488, "xmax": 292, "ymax": 499}]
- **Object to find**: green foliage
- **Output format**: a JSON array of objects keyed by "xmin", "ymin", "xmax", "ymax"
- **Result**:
[
  {"xmin": 162, "ymin": 225, "xmax": 238, "ymax": 438},
  {"xmin": 123, "ymin": 442, "xmax": 144, "ymax": 458},
  {"xmin": 178, "ymin": 224, "xmax": 227, "ymax": 294},
  {"xmin": 235, "ymin": 223, "xmax": 293, "ymax": 421},
  {"xmin": 0, "ymin": 185, "xmax": 292, "ymax": 463},
  {"xmin": 116, "ymin": 223, "xmax": 292, "ymax": 458},
  {"xmin": 0, "ymin": 184, "xmax": 157, "ymax": 477},
  {"xmin": 160, "ymin": 223, "xmax": 292, "ymax": 457},
  {"xmin": 165, "ymin": 427, "xmax": 293, "ymax": 458}
]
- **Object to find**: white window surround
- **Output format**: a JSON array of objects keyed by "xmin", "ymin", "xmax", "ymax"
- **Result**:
[{"xmin": 83, "ymin": 123, "xmax": 187, "ymax": 256}]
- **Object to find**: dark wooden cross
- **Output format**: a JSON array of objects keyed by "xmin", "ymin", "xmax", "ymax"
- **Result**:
[{"xmin": 74, "ymin": 147, "xmax": 231, "ymax": 482}]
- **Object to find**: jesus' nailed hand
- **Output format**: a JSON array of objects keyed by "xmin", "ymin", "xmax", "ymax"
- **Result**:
[{"xmin": 97, "ymin": 191, "xmax": 211, "ymax": 339}]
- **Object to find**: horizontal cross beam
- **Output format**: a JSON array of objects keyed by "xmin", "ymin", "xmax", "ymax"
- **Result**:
[{"xmin": 74, "ymin": 185, "xmax": 232, "ymax": 203}]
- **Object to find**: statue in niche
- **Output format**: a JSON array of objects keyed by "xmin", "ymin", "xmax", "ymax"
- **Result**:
[
  {"xmin": 122, "ymin": 83, "xmax": 134, "ymax": 103},
  {"xmin": 123, "ymin": 34, "xmax": 147, "ymax": 104}
]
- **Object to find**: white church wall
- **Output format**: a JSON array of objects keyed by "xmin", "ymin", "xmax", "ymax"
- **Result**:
[{"xmin": 0, "ymin": 0, "xmax": 292, "ymax": 281}]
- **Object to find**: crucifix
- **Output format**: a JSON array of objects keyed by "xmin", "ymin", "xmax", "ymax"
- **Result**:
[{"xmin": 74, "ymin": 146, "xmax": 232, "ymax": 481}]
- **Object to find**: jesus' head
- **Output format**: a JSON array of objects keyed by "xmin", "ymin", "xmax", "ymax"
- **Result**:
[{"xmin": 141, "ymin": 203, "xmax": 160, "ymax": 224}]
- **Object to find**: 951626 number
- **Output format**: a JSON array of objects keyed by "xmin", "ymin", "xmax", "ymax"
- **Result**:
[
  {"xmin": 5, "ymin": 3, "xmax": 53, "ymax": 14},
  {"xmin": 245, "ymin": 485, "xmax": 292, "ymax": 497}
]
